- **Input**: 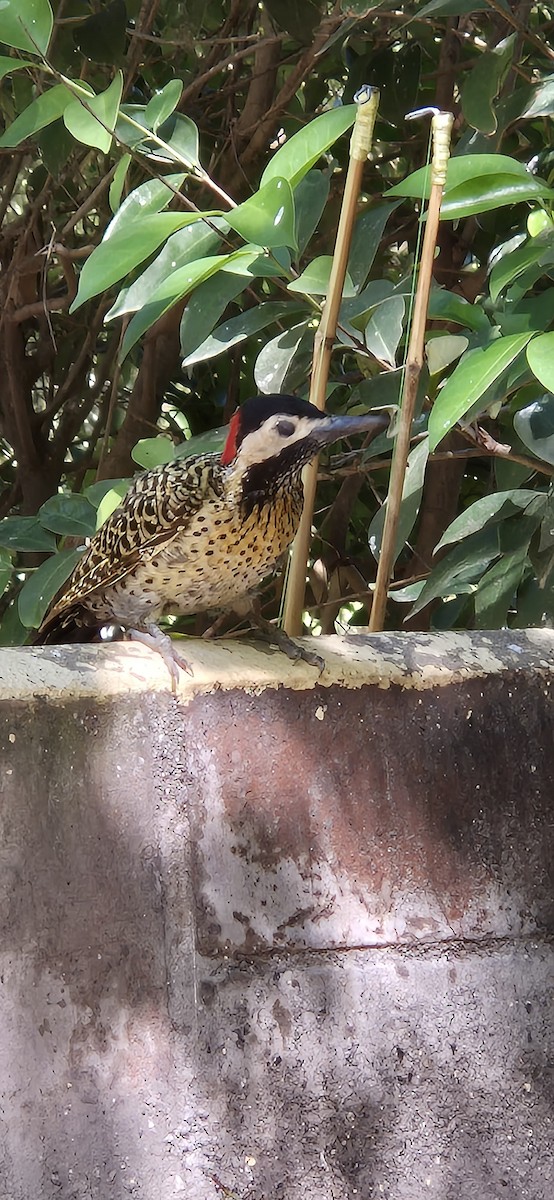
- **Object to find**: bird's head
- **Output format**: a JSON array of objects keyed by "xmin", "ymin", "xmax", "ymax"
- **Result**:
[{"xmin": 221, "ymin": 394, "xmax": 388, "ymax": 505}]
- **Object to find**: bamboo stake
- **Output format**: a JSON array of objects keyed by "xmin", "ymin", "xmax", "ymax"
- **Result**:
[
  {"xmin": 368, "ymin": 109, "xmax": 454, "ymax": 633},
  {"xmin": 282, "ymin": 85, "xmax": 380, "ymax": 636}
]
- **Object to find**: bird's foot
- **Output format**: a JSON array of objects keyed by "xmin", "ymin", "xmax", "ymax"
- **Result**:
[
  {"xmin": 128, "ymin": 624, "xmax": 193, "ymax": 692},
  {"xmin": 248, "ymin": 610, "xmax": 325, "ymax": 673}
]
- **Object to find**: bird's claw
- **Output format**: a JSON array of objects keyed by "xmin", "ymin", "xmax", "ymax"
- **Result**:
[
  {"xmin": 247, "ymin": 610, "xmax": 325, "ymax": 674},
  {"xmin": 128, "ymin": 625, "xmax": 193, "ymax": 692},
  {"xmin": 280, "ymin": 637, "xmax": 325, "ymax": 673}
]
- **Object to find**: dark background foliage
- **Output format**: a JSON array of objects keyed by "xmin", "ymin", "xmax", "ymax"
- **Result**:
[{"xmin": 0, "ymin": 0, "xmax": 553, "ymax": 643}]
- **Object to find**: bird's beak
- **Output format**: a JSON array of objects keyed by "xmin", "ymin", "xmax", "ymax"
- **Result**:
[{"xmin": 308, "ymin": 410, "xmax": 390, "ymax": 447}]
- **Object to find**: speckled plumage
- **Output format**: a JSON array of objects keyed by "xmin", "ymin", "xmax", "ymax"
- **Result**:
[
  {"xmin": 38, "ymin": 452, "xmax": 303, "ymax": 639},
  {"xmin": 36, "ymin": 394, "xmax": 388, "ymax": 656}
]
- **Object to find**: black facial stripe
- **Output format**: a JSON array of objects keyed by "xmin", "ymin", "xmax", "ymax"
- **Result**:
[{"xmin": 240, "ymin": 437, "xmax": 320, "ymax": 514}]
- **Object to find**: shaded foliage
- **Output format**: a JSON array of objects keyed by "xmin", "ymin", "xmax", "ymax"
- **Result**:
[{"xmin": 0, "ymin": 0, "xmax": 553, "ymax": 641}]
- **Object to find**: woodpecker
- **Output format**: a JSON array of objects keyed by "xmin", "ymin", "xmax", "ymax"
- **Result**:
[{"xmin": 36, "ymin": 393, "xmax": 388, "ymax": 680}]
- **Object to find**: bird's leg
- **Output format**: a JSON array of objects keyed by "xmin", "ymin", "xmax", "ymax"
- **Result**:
[
  {"xmin": 201, "ymin": 612, "xmax": 230, "ymax": 640},
  {"xmin": 246, "ymin": 602, "xmax": 325, "ymax": 673},
  {"xmin": 128, "ymin": 622, "xmax": 194, "ymax": 691}
]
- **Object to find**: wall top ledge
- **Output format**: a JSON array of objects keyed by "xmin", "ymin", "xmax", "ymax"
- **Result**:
[{"xmin": 0, "ymin": 628, "xmax": 552, "ymax": 703}]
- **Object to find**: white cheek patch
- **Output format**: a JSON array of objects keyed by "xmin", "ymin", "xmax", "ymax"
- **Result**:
[{"xmin": 235, "ymin": 416, "xmax": 315, "ymax": 469}]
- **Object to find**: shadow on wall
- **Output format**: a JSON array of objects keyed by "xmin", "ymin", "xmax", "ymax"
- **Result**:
[
  {"xmin": 194, "ymin": 949, "xmax": 547, "ymax": 1199},
  {"xmin": 0, "ymin": 659, "xmax": 553, "ymax": 1198},
  {"xmin": 0, "ymin": 695, "xmax": 173, "ymax": 1197}
]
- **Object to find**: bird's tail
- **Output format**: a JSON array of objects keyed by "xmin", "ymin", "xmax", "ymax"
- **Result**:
[{"xmin": 32, "ymin": 606, "xmax": 101, "ymax": 646}]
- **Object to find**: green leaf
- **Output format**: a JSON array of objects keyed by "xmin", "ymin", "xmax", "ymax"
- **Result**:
[
  {"xmin": 288, "ymin": 256, "xmax": 356, "ymax": 297},
  {"xmin": 0, "ymin": 0, "xmax": 53, "ymax": 55},
  {"xmin": 18, "ymin": 549, "xmax": 82, "ymax": 629},
  {"xmin": 73, "ymin": 0, "xmax": 127, "ymax": 64},
  {"xmin": 494, "ymin": 456, "xmax": 534, "ymax": 491},
  {"xmin": 108, "ymin": 152, "xmax": 131, "ymax": 212},
  {"xmin": 408, "ymin": 526, "xmax": 504, "ymax": 619},
  {"xmin": 0, "ymin": 54, "xmax": 36, "ymax": 80},
  {"xmin": 347, "ymin": 202, "xmax": 400, "ymax": 291},
  {"xmin": 144, "ymin": 79, "xmax": 183, "ymax": 132},
  {"xmin": 435, "ymin": 489, "xmax": 541, "ymax": 552},
  {"xmin": 183, "ymin": 301, "xmax": 307, "ymax": 367},
  {"xmin": 0, "ymin": 546, "xmax": 12, "ymax": 599},
  {"xmin": 522, "ymin": 78, "xmax": 554, "ymax": 120},
  {"xmin": 511, "ymin": 575, "xmax": 551, "ymax": 628},
  {"xmin": 294, "ymin": 170, "xmax": 330, "ymax": 255},
  {"xmin": 174, "ymin": 426, "xmax": 226, "ymax": 460},
  {"xmin": 426, "ymin": 334, "xmax": 469, "ymax": 376},
  {"xmin": 223, "ymin": 245, "xmax": 290, "ymax": 278},
  {"xmin": 180, "ymin": 270, "xmax": 252, "ymax": 361},
  {"xmin": 389, "ymin": 153, "xmax": 530, "ymax": 198},
  {"xmin": 107, "ymin": 219, "xmax": 225, "ymax": 321},
  {"xmin": 0, "ymin": 82, "xmax": 74, "ymax": 147},
  {"xmin": 265, "ymin": 0, "xmax": 323, "ymax": 42},
  {"xmin": 389, "ymin": 580, "xmax": 426, "ymax": 605},
  {"xmin": 131, "ymin": 437, "xmax": 175, "ymax": 469},
  {"xmin": 526, "ymin": 333, "xmax": 554, "ymax": 393},
  {"xmin": 428, "ymin": 333, "xmax": 534, "ymax": 451},
  {"xmin": 341, "ymin": 0, "xmax": 386, "ymax": 11},
  {"xmin": 388, "ymin": 154, "xmax": 553, "ymax": 219},
  {"xmin": 415, "ymin": 0, "xmax": 495, "ymax": 14},
  {"xmin": 254, "ymin": 320, "xmax": 311, "ymax": 394},
  {"xmin": 440, "ymin": 175, "xmax": 553, "ymax": 221},
  {"xmin": 115, "ymin": 102, "xmax": 153, "ymax": 150},
  {"xmin": 38, "ymin": 494, "xmax": 97, "ymax": 537},
  {"xmin": 72, "ymin": 212, "xmax": 214, "ymax": 310},
  {"xmin": 119, "ymin": 250, "xmax": 260, "ymax": 362},
  {"xmin": 348, "ymin": 369, "xmax": 405, "ymax": 412},
  {"xmin": 227, "ymin": 178, "xmax": 297, "ymax": 251},
  {"xmin": 36, "ymin": 118, "xmax": 75, "ymax": 176},
  {"xmin": 118, "ymin": 108, "xmax": 200, "ymax": 168},
  {"xmin": 340, "ymin": 279, "xmax": 395, "ymax": 328},
  {"xmin": 84, "ymin": 478, "xmax": 128, "ymax": 508},
  {"xmin": 461, "ymin": 35, "xmax": 516, "ymax": 135},
  {"xmin": 527, "ymin": 209, "xmax": 554, "ymax": 237},
  {"xmin": 0, "ymin": 516, "xmax": 56, "ymax": 552},
  {"xmin": 0, "ymin": 601, "xmax": 28, "ymax": 647},
  {"xmin": 261, "ymin": 105, "xmax": 356, "ymax": 190},
  {"xmin": 63, "ymin": 71, "xmax": 123, "ymax": 153},
  {"xmin": 539, "ymin": 494, "xmax": 554, "ymax": 552},
  {"xmin": 152, "ymin": 112, "xmax": 200, "ymax": 168},
  {"xmin": 364, "ymin": 295, "xmax": 405, "ymax": 367},
  {"xmin": 499, "ymin": 289, "xmax": 554, "ymax": 337},
  {"xmin": 489, "ymin": 236, "xmax": 550, "ymax": 304},
  {"xmin": 369, "ymin": 439, "xmax": 429, "ymax": 565},
  {"xmin": 474, "ymin": 548, "xmax": 528, "ymax": 628},
  {"xmin": 96, "ymin": 481, "xmax": 129, "ymax": 528},
  {"xmin": 105, "ymin": 174, "xmax": 189, "ymax": 230},
  {"xmin": 514, "ymin": 394, "xmax": 554, "ymax": 466}
]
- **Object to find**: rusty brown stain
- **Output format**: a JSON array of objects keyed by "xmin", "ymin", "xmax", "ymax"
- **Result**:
[{"xmin": 179, "ymin": 673, "xmax": 554, "ymax": 954}]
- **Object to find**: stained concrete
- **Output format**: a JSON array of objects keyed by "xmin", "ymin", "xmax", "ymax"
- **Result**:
[{"xmin": 0, "ymin": 631, "xmax": 553, "ymax": 1199}]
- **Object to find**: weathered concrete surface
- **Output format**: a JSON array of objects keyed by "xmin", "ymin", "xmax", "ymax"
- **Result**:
[{"xmin": 0, "ymin": 631, "xmax": 553, "ymax": 1199}]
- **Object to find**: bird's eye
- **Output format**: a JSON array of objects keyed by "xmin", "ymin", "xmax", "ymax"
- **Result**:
[{"xmin": 276, "ymin": 419, "xmax": 296, "ymax": 438}]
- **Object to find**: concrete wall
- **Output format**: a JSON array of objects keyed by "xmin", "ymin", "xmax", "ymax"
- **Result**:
[{"xmin": 0, "ymin": 630, "xmax": 553, "ymax": 1199}]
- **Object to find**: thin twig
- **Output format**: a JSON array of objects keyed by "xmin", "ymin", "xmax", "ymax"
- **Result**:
[
  {"xmin": 97, "ymin": 338, "xmax": 124, "ymax": 478},
  {"xmin": 460, "ymin": 424, "xmax": 554, "ymax": 477},
  {"xmin": 484, "ymin": 0, "xmax": 554, "ymax": 62},
  {"xmin": 179, "ymin": 36, "xmax": 285, "ymax": 109},
  {"xmin": 61, "ymin": 164, "xmax": 119, "ymax": 236}
]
